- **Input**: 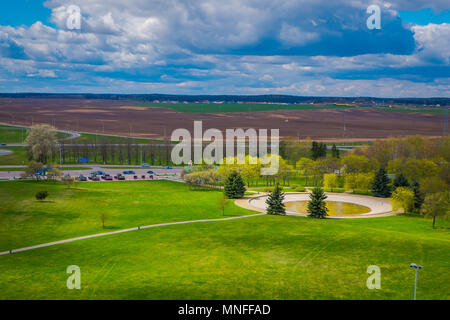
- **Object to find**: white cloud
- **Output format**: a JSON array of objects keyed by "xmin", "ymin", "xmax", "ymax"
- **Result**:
[{"xmin": 0, "ymin": 0, "xmax": 448, "ymax": 96}]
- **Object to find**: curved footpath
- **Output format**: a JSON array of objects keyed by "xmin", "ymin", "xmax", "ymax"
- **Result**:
[
  {"xmin": 0, "ymin": 192, "xmax": 396, "ymax": 256},
  {"xmin": 235, "ymin": 192, "xmax": 397, "ymax": 219},
  {"xmin": 0, "ymin": 213, "xmax": 264, "ymax": 256}
]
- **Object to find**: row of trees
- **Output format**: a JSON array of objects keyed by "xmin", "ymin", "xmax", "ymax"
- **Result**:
[{"xmin": 24, "ymin": 124, "xmax": 174, "ymax": 165}]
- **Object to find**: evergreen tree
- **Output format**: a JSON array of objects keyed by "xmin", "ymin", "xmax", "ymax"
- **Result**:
[
  {"xmin": 412, "ymin": 181, "xmax": 424, "ymax": 212},
  {"xmin": 393, "ymin": 173, "xmax": 410, "ymax": 190},
  {"xmin": 265, "ymin": 184, "xmax": 286, "ymax": 215},
  {"xmin": 331, "ymin": 144, "xmax": 340, "ymax": 158},
  {"xmin": 307, "ymin": 187, "xmax": 328, "ymax": 218},
  {"xmin": 224, "ymin": 171, "xmax": 246, "ymax": 199},
  {"xmin": 372, "ymin": 168, "xmax": 392, "ymax": 198},
  {"xmin": 311, "ymin": 141, "xmax": 318, "ymax": 159},
  {"xmin": 311, "ymin": 141, "xmax": 327, "ymax": 160}
]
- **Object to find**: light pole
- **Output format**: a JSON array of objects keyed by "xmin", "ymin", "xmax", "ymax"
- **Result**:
[{"xmin": 409, "ymin": 263, "xmax": 424, "ymax": 300}]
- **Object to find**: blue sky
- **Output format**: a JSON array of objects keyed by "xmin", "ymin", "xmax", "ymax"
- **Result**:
[{"xmin": 0, "ymin": 0, "xmax": 449, "ymax": 97}]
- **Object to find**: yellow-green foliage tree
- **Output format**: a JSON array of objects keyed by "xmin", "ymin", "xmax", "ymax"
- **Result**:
[
  {"xmin": 344, "ymin": 173, "xmax": 374, "ymax": 192},
  {"xmin": 341, "ymin": 154, "xmax": 372, "ymax": 173},
  {"xmin": 387, "ymin": 158, "xmax": 439, "ymax": 181},
  {"xmin": 391, "ymin": 187, "xmax": 415, "ymax": 213},
  {"xmin": 419, "ymin": 176, "xmax": 448, "ymax": 196},
  {"xmin": 323, "ymin": 173, "xmax": 339, "ymax": 191},
  {"xmin": 184, "ymin": 170, "xmax": 221, "ymax": 190},
  {"xmin": 421, "ymin": 191, "xmax": 450, "ymax": 228},
  {"xmin": 296, "ymin": 157, "xmax": 315, "ymax": 187}
]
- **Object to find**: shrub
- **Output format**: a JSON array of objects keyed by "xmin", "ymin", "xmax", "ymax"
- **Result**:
[
  {"xmin": 35, "ymin": 191, "xmax": 48, "ymax": 201},
  {"xmin": 391, "ymin": 187, "xmax": 414, "ymax": 213}
]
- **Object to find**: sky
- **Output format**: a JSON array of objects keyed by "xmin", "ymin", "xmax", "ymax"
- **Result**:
[{"xmin": 0, "ymin": 0, "xmax": 449, "ymax": 97}]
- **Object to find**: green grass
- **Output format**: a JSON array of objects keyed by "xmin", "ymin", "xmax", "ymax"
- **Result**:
[
  {"xmin": 70, "ymin": 132, "xmax": 175, "ymax": 145},
  {"xmin": 0, "ymin": 147, "xmax": 29, "ymax": 165},
  {"xmin": 0, "ymin": 180, "xmax": 254, "ymax": 251},
  {"xmin": 0, "ymin": 180, "xmax": 448, "ymax": 300},
  {"xmin": 136, "ymin": 102, "xmax": 356, "ymax": 113},
  {"xmin": 0, "ymin": 125, "xmax": 28, "ymax": 143},
  {"xmin": 374, "ymin": 106, "xmax": 447, "ymax": 114},
  {"xmin": 0, "ymin": 214, "xmax": 448, "ymax": 299},
  {"xmin": 0, "ymin": 167, "xmax": 92, "ymax": 172},
  {"xmin": 0, "ymin": 125, "xmax": 71, "ymax": 144}
]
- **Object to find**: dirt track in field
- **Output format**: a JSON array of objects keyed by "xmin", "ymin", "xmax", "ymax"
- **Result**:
[{"xmin": 0, "ymin": 98, "xmax": 445, "ymax": 141}]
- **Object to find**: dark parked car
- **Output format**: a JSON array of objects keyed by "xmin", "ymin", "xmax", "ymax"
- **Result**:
[
  {"xmin": 92, "ymin": 171, "xmax": 105, "ymax": 176},
  {"xmin": 116, "ymin": 174, "xmax": 126, "ymax": 180},
  {"xmin": 141, "ymin": 175, "xmax": 146, "ymax": 179},
  {"xmin": 133, "ymin": 175, "xmax": 138, "ymax": 180},
  {"xmin": 149, "ymin": 175, "xmax": 154, "ymax": 180},
  {"xmin": 147, "ymin": 170, "xmax": 154, "ymax": 174},
  {"xmin": 78, "ymin": 175, "xmax": 87, "ymax": 182},
  {"xmin": 123, "ymin": 170, "xmax": 135, "ymax": 175}
]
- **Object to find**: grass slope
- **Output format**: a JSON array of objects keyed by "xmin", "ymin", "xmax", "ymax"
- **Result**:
[
  {"xmin": 0, "ymin": 214, "xmax": 448, "ymax": 299},
  {"xmin": 0, "ymin": 180, "xmax": 254, "ymax": 251}
]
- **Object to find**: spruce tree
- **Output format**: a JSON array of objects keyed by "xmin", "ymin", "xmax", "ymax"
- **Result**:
[
  {"xmin": 372, "ymin": 168, "xmax": 391, "ymax": 198},
  {"xmin": 265, "ymin": 184, "xmax": 286, "ymax": 215},
  {"xmin": 224, "ymin": 171, "xmax": 246, "ymax": 199},
  {"xmin": 393, "ymin": 173, "xmax": 410, "ymax": 190},
  {"xmin": 331, "ymin": 144, "xmax": 340, "ymax": 158},
  {"xmin": 307, "ymin": 187, "xmax": 328, "ymax": 218},
  {"xmin": 412, "ymin": 181, "xmax": 424, "ymax": 212}
]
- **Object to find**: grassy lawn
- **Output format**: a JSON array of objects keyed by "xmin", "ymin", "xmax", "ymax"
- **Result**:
[
  {"xmin": 0, "ymin": 180, "xmax": 254, "ymax": 251},
  {"xmin": 0, "ymin": 214, "xmax": 448, "ymax": 299},
  {"xmin": 0, "ymin": 167, "xmax": 92, "ymax": 172},
  {"xmin": 70, "ymin": 132, "xmax": 175, "ymax": 145},
  {"xmin": 0, "ymin": 147, "xmax": 29, "ymax": 165},
  {"xmin": 0, "ymin": 125, "xmax": 28, "ymax": 143},
  {"xmin": 0, "ymin": 125, "xmax": 71, "ymax": 144}
]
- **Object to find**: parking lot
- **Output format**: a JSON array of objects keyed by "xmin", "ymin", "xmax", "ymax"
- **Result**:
[{"xmin": 0, "ymin": 165, "xmax": 183, "ymax": 182}]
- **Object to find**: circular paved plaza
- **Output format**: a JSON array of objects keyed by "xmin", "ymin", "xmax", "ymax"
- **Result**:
[{"xmin": 237, "ymin": 192, "xmax": 395, "ymax": 219}]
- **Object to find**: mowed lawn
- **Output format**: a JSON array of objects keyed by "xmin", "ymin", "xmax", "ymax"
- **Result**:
[
  {"xmin": 0, "ymin": 180, "xmax": 254, "ymax": 251},
  {"xmin": 0, "ymin": 214, "xmax": 448, "ymax": 299}
]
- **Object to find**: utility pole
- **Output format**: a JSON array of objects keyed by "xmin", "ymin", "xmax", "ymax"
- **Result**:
[{"xmin": 444, "ymin": 106, "xmax": 448, "ymax": 136}]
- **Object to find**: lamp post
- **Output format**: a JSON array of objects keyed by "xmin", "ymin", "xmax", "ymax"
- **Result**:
[{"xmin": 409, "ymin": 263, "xmax": 424, "ymax": 300}]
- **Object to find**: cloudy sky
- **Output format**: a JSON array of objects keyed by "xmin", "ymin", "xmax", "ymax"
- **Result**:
[{"xmin": 0, "ymin": 0, "xmax": 449, "ymax": 97}]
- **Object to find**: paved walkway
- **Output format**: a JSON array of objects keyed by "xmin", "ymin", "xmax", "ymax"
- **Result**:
[
  {"xmin": 236, "ymin": 192, "xmax": 397, "ymax": 219},
  {"xmin": 0, "ymin": 213, "xmax": 265, "ymax": 256}
]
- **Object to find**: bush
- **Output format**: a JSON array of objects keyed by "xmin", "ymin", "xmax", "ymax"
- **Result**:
[
  {"xmin": 296, "ymin": 186, "xmax": 306, "ymax": 192},
  {"xmin": 391, "ymin": 187, "xmax": 415, "ymax": 213},
  {"xmin": 35, "ymin": 191, "xmax": 48, "ymax": 201}
]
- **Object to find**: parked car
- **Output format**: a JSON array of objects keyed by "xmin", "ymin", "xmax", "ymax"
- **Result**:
[
  {"xmin": 141, "ymin": 175, "xmax": 146, "ymax": 179},
  {"xmin": 0, "ymin": 143, "xmax": 6, "ymax": 146},
  {"xmin": 141, "ymin": 163, "xmax": 150, "ymax": 167},
  {"xmin": 149, "ymin": 175, "xmax": 154, "ymax": 180},
  {"xmin": 116, "ymin": 174, "xmax": 126, "ymax": 180},
  {"xmin": 92, "ymin": 171, "xmax": 105, "ymax": 176},
  {"xmin": 78, "ymin": 175, "xmax": 87, "ymax": 181},
  {"xmin": 147, "ymin": 170, "xmax": 154, "ymax": 174},
  {"xmin": 166, "ymin": 166, "xmax": 173, "ymax": 169},
  {"xmin": 91, "ymin": 176, "xmax": 100, "ymax": 181},
  {"xmin": 133, "ymin": 175, "xmax": 138, "ymax": 180},
  {"xmin": 123, "ymin": 170, "xmax": 135, "ymax": 175}
]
